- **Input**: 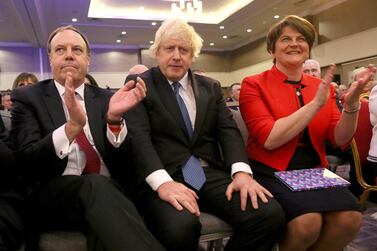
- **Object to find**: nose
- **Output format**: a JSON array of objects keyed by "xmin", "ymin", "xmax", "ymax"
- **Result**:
[
  {"xmin": 172, "ymin": 47, "xmax": 181, "ymax": 60},
  {"xmin": 289, "ymin": 39, "xmax": 298, "ymax": 47},
  {"xmin": 64, "ymin": 48, "xmax": 74, "ymax": 59}
]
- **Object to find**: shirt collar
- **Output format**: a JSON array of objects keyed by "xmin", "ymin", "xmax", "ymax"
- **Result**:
[
  {"xmin": 54, "ymin": 80, "xmax": 85, "ymax": 100},
  {"xmin": 271, "ymin": 65, "xmax": 307, "ymax": 87},
  {"xmin": 168, "ymin": 72, "xmax": 189, "ymax": 91}
]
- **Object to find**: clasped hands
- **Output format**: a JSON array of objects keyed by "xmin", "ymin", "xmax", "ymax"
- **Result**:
[{"xmin": 156, "ymin": 172, "xmax": 273, "ymax": 216}]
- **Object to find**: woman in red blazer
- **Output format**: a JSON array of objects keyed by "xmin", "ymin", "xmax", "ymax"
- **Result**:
[{"xmin": 240, "ymin": 15, "xmax": 376, "ymax": 251}]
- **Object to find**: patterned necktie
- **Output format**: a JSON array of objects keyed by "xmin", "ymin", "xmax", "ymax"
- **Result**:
[
  {"xmin": 172, "ymin": 82, "xmax": 206, "ymax": 190},
  {"xmin": 76, "ymin": 129, "xmax": 101, "ymax": 174}
]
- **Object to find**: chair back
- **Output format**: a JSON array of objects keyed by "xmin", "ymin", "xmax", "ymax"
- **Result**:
[{"xmin": 353, "ymin": 100, "xmax": 373, "ymax": 167}]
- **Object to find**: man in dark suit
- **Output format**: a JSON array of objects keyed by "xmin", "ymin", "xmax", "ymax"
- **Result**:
[
  {"xmin": 10, "ymin": 26, "xmax": 165, "ymax": 251},
  {"xmin": 126, "ymin": 19, "xmax": 285, "ymax": 251}
]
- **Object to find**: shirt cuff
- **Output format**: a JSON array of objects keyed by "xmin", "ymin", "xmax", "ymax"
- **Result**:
[
  {"xmin": 52, "ymin": 124, "xmax": 71, "ymax": 159},
  {"xmin": 231, "ymin": 162, "xmax": 253, "ymax": 178},
  {"xmin": 146, "ymin": 169, "xmax": 174, "ymax": 191},
  {"xmin": 106, "ymin": 121, "xmax": 127, "ymax": 148}
]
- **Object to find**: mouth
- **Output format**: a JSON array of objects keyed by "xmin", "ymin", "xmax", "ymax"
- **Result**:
[{"xmin": 286, "ymin": 51, "xmax": 301, "ymax": 55}]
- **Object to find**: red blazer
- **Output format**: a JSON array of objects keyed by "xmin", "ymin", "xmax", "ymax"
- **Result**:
[{"xmin": 240, "ymin": 66, "xmax": 340, "ymax": 171}]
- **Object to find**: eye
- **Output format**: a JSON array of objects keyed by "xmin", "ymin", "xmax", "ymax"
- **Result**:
[
  {"xmin": 55, "ymin": 47, "xmax": 65, "ymax": 54},
  {"xmin": 297, "ymin": 36, "xmax": 307, "ymax": 42},
  {"xmin": 73, "ymin": 47, "xmax": 84, "ymax": 55}
]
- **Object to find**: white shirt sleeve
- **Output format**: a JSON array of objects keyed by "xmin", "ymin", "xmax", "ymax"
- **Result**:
[
  {"xmin": 146, "ymin": 169, "xmax": 174, "ymax": 191},
  {"xmin": 231, "ymin": 162, "xmax": 253, "ymax": 177},
  {"xmin": 52, "ymin": 124, "xmax": 73, "ymax": 159}
]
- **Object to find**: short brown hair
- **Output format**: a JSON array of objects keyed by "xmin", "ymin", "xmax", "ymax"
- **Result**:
[
  {"xmin": 47, "ymin": 25, "xmax": 90, "ymax": 56},
  {"xmin": 12, "ymin": 72, "xmax": 39, "ymax": 90},
  {"xmin": 266, "ymin": 15, "xmax": 316, "ymax": 55}
]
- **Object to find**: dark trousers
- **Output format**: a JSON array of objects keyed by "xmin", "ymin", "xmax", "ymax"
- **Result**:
[
  {"xmin": 28, "ymin": 174, "xmax": 165, "ymax": 251},
  {"xmin": 137, "ymin": 167, "xmax": 285, "ymax": 251},
  {"xmin": 0, "ymin": 196, "xmax": 24, "ymax": 251}
]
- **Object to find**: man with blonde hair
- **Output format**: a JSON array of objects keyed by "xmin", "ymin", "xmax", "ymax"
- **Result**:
[{"xmin": 126, "ymin": 19, "xmax": 284, "ymax": 251}]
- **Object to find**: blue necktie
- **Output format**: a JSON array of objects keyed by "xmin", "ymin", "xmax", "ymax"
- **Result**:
[{"xmin": 172, "ymin": 82, "xmax": 206, "ymax": 190}]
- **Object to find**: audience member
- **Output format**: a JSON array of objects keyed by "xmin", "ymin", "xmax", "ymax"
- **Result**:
[
  {"xmin": 240, "ymin": 15, "xmax": 375, "ymax": 251},
  {"xmin": 0, "ymin": 134, "xmax": 24, "ymax": 251},
  {"xmin": 1, "ymin": 92, "xmax": 12, "ymax": 111},
  {"xmin": 126, "ymin": 18, "xmax": 284, "ymax": 251},
  {"xmin": 124, "ymin": 64, "xmax": 149, "ymax": 84},
  {"xmin": 84, "ymin": 73, "xmax": 99, "ymax": 87},
  {"xmin": 128, "ymin": 64, "xmax": 149, "ymax": 75},
  {"xmin": 10, "ymin": 25, "xmax": 165, "ymax": 251},
  {"xmin": 302, "ymin": 59, "xmax": 321, "ymax": 78},
  {"xmin": 367, "ymin": 83, "xmax": 377, "ymax": 191},
  {"xmin": 226, "ymin": 83, "xmax": 241, "ymax": 110},
  {"xmin": 12, "ymin": 72, "xmax": 38, "ymax": 90}
]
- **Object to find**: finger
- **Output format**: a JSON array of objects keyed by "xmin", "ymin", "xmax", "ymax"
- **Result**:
[
  {"xmin": 167, "ymin": 197, "xmax": 184, "ymax": 211},
  {"xmin": 123, "ymin": 80, "xmax": 136, "ymax": 91},
  {"xmin": 180, "ymin": 199, "xmax": 200, "ymax": 216},
  {"xmin": 323, "ymin": 64, "xmax": 336, "ymax": 85},
  {"xmin": 225, "ymin": 184, "xmax": 233, "ymax": 201},
  {"xmin": 256, "ymin": 189, "xmax": 268, "ymax": 203},
  {"xmin": 136, "ymin": 76, "xmax": 147, "ymax": 92},
  {"xmin": 261, "ymin": 187, "xmax": 274, "ymax": 198},
  {"xmin": 186, "ymin": 188, "xmax": 199, "ymax": 200},
  {"xmin": 250, "ymin": 190, "xmax": 259, "ymax": 209},
  {"xmin": 240, "ymin": 188, "xmax": 248, "ymax": 211}
]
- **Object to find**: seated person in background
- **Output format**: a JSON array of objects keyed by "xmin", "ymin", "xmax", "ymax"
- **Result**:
[
  {"xmin": 124, "ymin": 64, "xmax": 149, "ymax": 84},
  {"xmin": 226, "ymin": 83, "xmax": 241, "ymax": 110},
  {"xmin": 12, "ymin": 72, "xmax": 38, "ymax": 90},
  {"xmin": 84, "ymin": 73, "xmax": 99, "ymax": 87},
  {"xmin": 126, "ymin": 18, "xmax": 285, "ymax": 251},
  {"xmin": 240, "ymin": 15, "xmax": 376, "ymax": 251},
  {"xmin": 0, "ymin": 121, "xmax": 24, "ymax": 251},
  {"xmin": 302, "ymin": 59, "xmax": 321, "ymax": 78},
  {"xmin": 10, "ymin": 25, "xmax": 165, "ymax": 251},
  {"xmin": 367, "ymin": 84, "xmax": 377, "ymax": 187},
  {"xmin": 1, "ymin": 92, "xmax": 12, "ymax": 111},
  {"xmin": 0, "ymin": 92, "xmax": 12, "ymax": 133}
]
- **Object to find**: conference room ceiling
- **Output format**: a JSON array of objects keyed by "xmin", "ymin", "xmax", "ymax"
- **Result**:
[{"xmin": 0, "ymin": 0, "xmax": 346, "ymax": 51}]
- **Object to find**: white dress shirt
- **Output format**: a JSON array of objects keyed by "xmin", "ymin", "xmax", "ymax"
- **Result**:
[
  {"xmin": 52, "ymin": 81, "xmax": 127, "ymax": 176},
  {"xmin": 146, "ymin": 73, "xmax": 252, "ymax": 191}
]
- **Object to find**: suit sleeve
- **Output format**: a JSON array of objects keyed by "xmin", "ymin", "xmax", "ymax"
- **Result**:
[
  {"xmin": 10, "ymin": 88, "xmax": 65, "ymax": 181},
  {"xmin": 213, "ymin": 81, "xmax": 249, "ymax": 167}
]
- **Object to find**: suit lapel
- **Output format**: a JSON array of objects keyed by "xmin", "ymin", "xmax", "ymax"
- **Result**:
[
  {"xmin": 152, "ymin": 68, "xmax": 189, "ymax": 138},
  {"xmin": 43, "ymin": 80, "xmax": 66, "ymax": 128},
  {"xmin": 190, "ymin": 72, "xmax": 208, "ymax": 143},
  {"xmin": 84, "ymin": 86, "xmax": 106, "ymax": 158}
]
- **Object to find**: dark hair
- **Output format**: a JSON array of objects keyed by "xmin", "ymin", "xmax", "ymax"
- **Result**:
[
  {"xmin": 266, "ymin": 15, "xmax": 315, "ymax": 62},
  {"xmin": 12, "ymin": 72, "xmax": 39, "ymax": 90},
  {"xmin": 47, "ymin": 25, "xmax": 90, "ymax": 56},
  {"xmin": 85, "ymin": 74, "xmax": 99, "ymax": 87}
]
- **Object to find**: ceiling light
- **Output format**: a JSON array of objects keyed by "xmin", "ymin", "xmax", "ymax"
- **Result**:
[
  {"xmin": 246, "ymin": 29, "xmax": 252, "ymax": 32},
  {"xmin": 116, "ymin": 40, "xmax": 121, "ymax": 43},
  {"xmin": 139, "ymin": 6, "xmax": 144, "ymax": 10},
  {"xmin": 219, "ymin": 26, "xmax": 224, "ymax": 30},
  {"xmin": 172, "ymin": 0, "xmax": 202, "ymax": 17},
  {"xmin": 209, "ymin": 43, "xmax": 214, "ymax": 46},
  {"xmin": 121, "ymin": 31, "xmax": 126, "ymax": 35},
  {"xmin": 222, "ymin": 35, "xmax": 228, "ymax": 39},
  {"xmin": 274, "ymin": 15, "xmax": 280, "ymax": 19},
  {"xmin": 149, "ymin": 41, "xmax": 154, "ymax": 44},
  {"xmin": 72, "ymin": 18, "xmax": 78, "ymax": 22},
  {"xmin": 151, "ymin": 22, "xmax": 157, "ymax": 26}
]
